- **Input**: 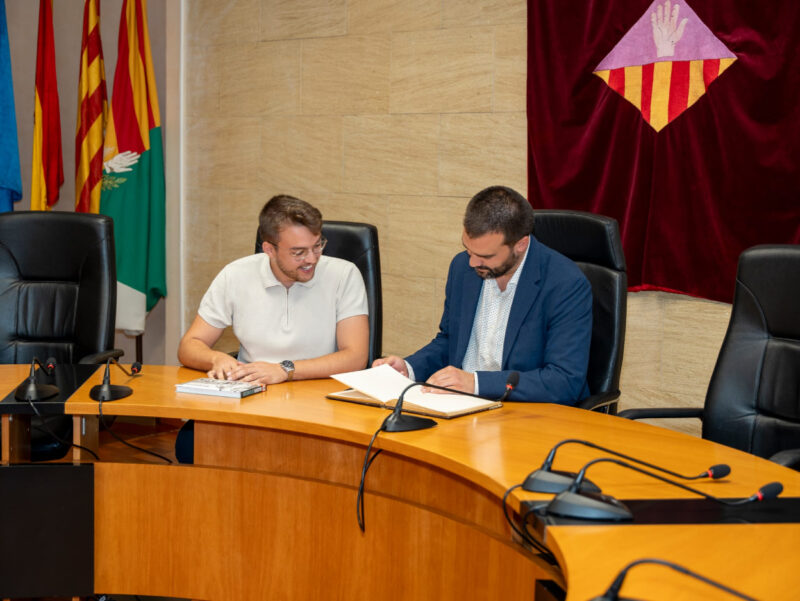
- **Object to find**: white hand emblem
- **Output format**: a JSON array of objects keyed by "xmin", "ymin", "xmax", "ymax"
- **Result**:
[
  {"xmin": 103, "ymin": 150, "xmax": 140, "ymax": 174},
  {"xmin": 651, "ymin": 0, "xmax": 688, "ymax": 58}
]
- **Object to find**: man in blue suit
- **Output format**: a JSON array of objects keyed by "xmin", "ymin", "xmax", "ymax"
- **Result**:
[{"xmin": 375, "ymin": 186, "xmax": 592, "ymax": 404}]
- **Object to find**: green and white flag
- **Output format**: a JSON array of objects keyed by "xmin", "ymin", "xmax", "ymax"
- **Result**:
[{"xmin": 101, "ymin": 0, "xmax": 165, "ymax": 334}]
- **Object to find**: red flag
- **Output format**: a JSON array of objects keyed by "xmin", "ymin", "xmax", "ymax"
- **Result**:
[
  {"xmin": 30, "ymin": 0, "xmax": 63, "ymax": 211},
  {"xmin": 75, "ymin": 0, "xmax": 107, "ymax": 213}
]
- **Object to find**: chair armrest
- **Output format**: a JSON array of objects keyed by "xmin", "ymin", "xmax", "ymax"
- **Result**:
[
  {"xmin": 617, "ymin": 407, "xmax": 704, "ymax": 420},
  {"xmin": 576, "ymin": 390, "xmax": 620, "ymax": 413},
  {"xmin": 78, "ymin": 349, "xmax": 125, "ymax": 364},
  {"xmin": 769, "ymin": 449, "xmax": 800, "ymax": 471}
]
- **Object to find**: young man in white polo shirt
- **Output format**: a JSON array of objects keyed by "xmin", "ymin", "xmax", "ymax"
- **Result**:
[{"xmin": 178, "ymin": 195, "xmax": 369, "ymax": 384}]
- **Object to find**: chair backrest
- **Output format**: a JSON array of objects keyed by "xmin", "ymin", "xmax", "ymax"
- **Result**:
[
  {"xmin": 533, "ymin": 210, "xmax": 627, "ymax": 400},
  {"xmin": 0, "ymin": 211, "xmax": 116, "ymax": 364},
  {"xmin": 703, "ymin": 245, "xmax": 800, "ymax": 458},
  {"xmin": 255, "ymin": 220, "xmax": 383, "ymax": 364}
]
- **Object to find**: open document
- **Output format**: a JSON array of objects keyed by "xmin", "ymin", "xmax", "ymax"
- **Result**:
[{"xmin": 329, "ymin": 364, "xmax": 502, "ymax": 419}]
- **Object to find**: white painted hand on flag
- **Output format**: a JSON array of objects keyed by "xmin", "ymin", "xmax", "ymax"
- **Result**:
[
  {"xmin": 103, "ymin": 150, "xmax": 140, "ymax": 173},
  {"xmin": 651, "ymin": 0, "xmax": 688, "ymax": 58}
]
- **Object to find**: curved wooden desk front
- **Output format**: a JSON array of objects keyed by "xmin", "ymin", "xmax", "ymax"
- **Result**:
[{"xmin": 64, "ymin": 366, "xmax": 800, "ymax": 601}]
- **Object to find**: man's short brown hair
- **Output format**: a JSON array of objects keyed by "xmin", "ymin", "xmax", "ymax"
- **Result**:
[
  {"xmin": 258, "ymin": 195, "xmax": 323, "ymax": 244},
  {"xmin": 463, "ymin": 186, "xmax": 534, "ymax": 245}
]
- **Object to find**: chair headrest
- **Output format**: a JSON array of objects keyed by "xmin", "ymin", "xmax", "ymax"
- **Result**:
[
  {"xmin": 533, "ymin": 209, "xmax": 626, "ymax": 272},
  {"xmin": 737, "ymin": 244, "xmax": 800, "ymax": 338}
]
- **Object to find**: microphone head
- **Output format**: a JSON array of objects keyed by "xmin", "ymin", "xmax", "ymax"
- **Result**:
[
  {"xmin": 707, "ymin": 464, "xmax": 730, "ymax": 479},
  {"xmin": 131, "ymin": 362, "xmax": 143, "ymax": 374},
  {"xmin": 757, "ymin": 481, "xmax": 783, "ymax": 501},
  {"xmin": 506, "ymin": 371, "xmax": 520, "ymax": 388}
]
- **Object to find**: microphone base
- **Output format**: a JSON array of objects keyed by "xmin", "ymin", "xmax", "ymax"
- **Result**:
[
  {"xmin": 523, "ymin": 469, "xmax": 602, "ymax": 494},
  {"xmin": 382, "ymin": 412, "xmax": 437, "ymax": 432},
  {"xmin": 547, "ymin": 490, "xmax": 633, "ymax": 522},
  {"xmin": 15, "ymin": 381, "xmax": 60, "ymax": 402},
  {"xmin": 90, "ymin": 384, "xmax": 133, "ymax": 402}
]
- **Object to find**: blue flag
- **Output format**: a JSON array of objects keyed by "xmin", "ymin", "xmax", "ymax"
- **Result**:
[{"xmin": 0, "ymin": 0, "xmax": 21, "ymax": 212}]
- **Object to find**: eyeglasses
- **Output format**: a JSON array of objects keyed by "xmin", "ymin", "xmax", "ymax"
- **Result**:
[{"xmin": 270, "ymin": 236, "xmax": 327, "ymax": 261}]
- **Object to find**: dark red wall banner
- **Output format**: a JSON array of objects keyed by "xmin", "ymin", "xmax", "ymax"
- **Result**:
[{"xmin": 527, "ymin": 0, "xmax": 800, "ymax": 302}]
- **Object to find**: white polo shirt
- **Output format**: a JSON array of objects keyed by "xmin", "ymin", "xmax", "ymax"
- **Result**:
[{"xmin": 198, "ymin": 253, "xmax": 368, "ymax": 363}]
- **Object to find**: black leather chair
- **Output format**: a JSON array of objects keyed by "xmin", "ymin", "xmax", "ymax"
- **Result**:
[
  {"xmin": 532, "ymin": 210, "xmax": 627, "ymax": 413},
  {"xmin": 620, "ymin": 245, "xmax": 800, "ymax": 469},
  {"xmin": 256, "ymin": 220, "xmax": 383, "ymax": 363},
  {"xmin": 0, "ymin": 211, "xmax": 119, "ymax": 460}
]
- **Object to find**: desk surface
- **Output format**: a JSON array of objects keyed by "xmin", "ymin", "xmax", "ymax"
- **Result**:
[
  {"xmin": 66, "ymin": 365, "xmax": 800, "ymax": 502},
  {"xmin": 13, "ymin": 364, "xmax": 800, "ymax": 599}
]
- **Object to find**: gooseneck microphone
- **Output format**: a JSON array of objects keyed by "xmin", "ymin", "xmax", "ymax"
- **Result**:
[
  {"xmin": 89, "ymin": 358, "xmax": 143, "ymax": 402},
  {"xmin": 15, "ymin": 356, "xmax": 59, "ymax": 401},
  {"xmin": 359, "ymin": 372, "xmax": 520, "ymax": 530},
  {"xmin": 590, "ymin": 557, "xmax": 759, "ymax": 601},
  {"xmin": 382, "ymin": 371, "xmax": 520, "ymax": 432},
  {"xmin": 546, "ymin": 457, "xmax": 782, "ymax": 521},
  {"xmin": 524, "ymin": 437, "xmax": 731, "ymax": 494}
]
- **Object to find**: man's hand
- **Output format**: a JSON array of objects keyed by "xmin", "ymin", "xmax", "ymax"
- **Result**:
[
  {"xmin": 207, "ymin": 353, "xmax": 243, "ymax": 380},
  {"xmin": 372, "ymin": 355, "xmax": 409, "ymax": 377},
  {"xmin": 424, "ymin": 366, "xmax": 475, "ymax": 394},
  {"xmin": 227, "ymin": 362, "xmax": 289, "ymax": 385},
  {"xmin": 651, "ymin": 0, "xmax": 688, "ymax": 58}
]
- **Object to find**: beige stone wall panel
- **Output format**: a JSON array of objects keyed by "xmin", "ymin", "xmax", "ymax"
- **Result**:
[
  {"xmin": 382, "ymin": 273, "xmax": 440, "ymax": 357},
  {"xmin": 348, "ymin": 0, "xmax": 441, "ymax": 34},
  {"xmin": 390, "ymin": 28, "xmax": 494, "ymax": 114},
  {"xmin": 439, "ymin": 112, "xmax": 527, "ymax": 197},
  {"xmin": 184, "ymin": 44, "xmax": 221, "ymax": 117},
  {"xmin": 494, "ymin": 24, "xmax": 527, "ymax": 112},
  {"xmin": 312, "ymin": 194, "xmax": 390, "ymax": 235},
  {"xmin": 384, "ymin": 195, "xmax": 467, "ymax": 280},
  {"xmin": 259, "ymin": 0, "xmax": 347, "ymax": 40},
  {"xmin": 218, "ymin": 41, "xmax": 302, "ymax": 116},
  {"xmin": 185, "ymin": 0, "xmax": 261, "ymax": 46},
  {"xmin": 185, "ymin": 117, "xmax": 262, "ymax": 190},
  {"xmin": 260, "ymin": 116, "xmax": 343, "ymax": 195},
  {"xmin": 302, "ymin": 36, "xmax": 390, "ymax": 115},
  {"xmin": 442, "ymin": 0, "xmax": 526, "ymax": 28},
  {"xmin": 342, "ymin": 115, "xmax": 439, "ymax": 195}
]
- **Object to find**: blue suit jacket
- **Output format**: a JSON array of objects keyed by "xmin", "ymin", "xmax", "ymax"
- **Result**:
[{"xmin": 405, "ymin": 236, "xmax": 592, "ymax": 404}]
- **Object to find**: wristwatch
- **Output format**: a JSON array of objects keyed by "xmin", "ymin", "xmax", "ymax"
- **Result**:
[{"xmin": 280, "ymin": 360, "xmax": 295, "ymax": 382}]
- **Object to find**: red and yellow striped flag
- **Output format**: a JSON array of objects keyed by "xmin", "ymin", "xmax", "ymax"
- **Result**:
[
  {"xmin": 595, "ymin": 57, "xmax": 736, "ymax": 132},
  {"xmin": 30, "ymin": 0, "xmax": 63, "ymax": 211},
  {"xmin": 75, "ymin": 0, "xmax": 107, "ymax": 213}
]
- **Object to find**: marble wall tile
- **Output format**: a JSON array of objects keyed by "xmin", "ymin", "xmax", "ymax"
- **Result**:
[
  {"xmin": 184, "ymin": 44, "xmax": 221, "ymax": 117},
  {"xmin": 442, "ymin": 0, "xmax": 526, "ymax": 27},
  {"xmin": 185, "ymin": 0, "xmax": 261, "ymax": 46},
  {"xmin": 184, "ymin": 117, "xmax": 263, "ymax": 190},
  {"xmin": 312, "ymin": 193, "xmax": 390, "ymax": 235},
  {"xmin": 348, "ymin": 0, "xmax": 441, "ymax": 34},
  {"xmin": 342, "ymin": 115, "xmax": 439, "ymax": 195},
  {"xmin": 439, "ymin": 112, "xmax": 527, "ymax": 197},
  {"xmin": 494, "ymin": 24, "xmax": 527, "ymax": 112},
  {"xmin": 390, "ymin": 28, "xmax": 494, "ymax": 114},
  {"xmin": 218, "ymin": 41, "xmax": 302, "ymax": 116},
  {"xmin": 302, "ymin": 36, "xmax": 390, "ymax": 115},
  {"xmin": 259, "ymin": 0, "xmax": 346, "ymax": 40},
  {"xmin": 260, "ymin": 116, "xmax": 343, "ymax": 195},
  {"xmin": 384, "ymin": 195, "xmax": 468, "ymax": 280},
  {"xmin": 382, "ymin": 273, "xmax": 440, "ymax": 357}
]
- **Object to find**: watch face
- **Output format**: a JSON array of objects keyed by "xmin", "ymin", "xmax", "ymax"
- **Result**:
[{"xmin": 281, "ymin": 360, "xmax": 294, "ymax": 372}]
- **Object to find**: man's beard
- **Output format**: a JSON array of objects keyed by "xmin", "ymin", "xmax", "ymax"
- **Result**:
[
  {"xmin": 274, "ymin": 255, "xmax": 316, "ymax": 283},
  {"xmin": 474, "ymin": 250, "xmax": 519, "ymax": 279}
]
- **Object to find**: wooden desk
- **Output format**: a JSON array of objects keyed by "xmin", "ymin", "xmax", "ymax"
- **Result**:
[
  {"xmin": 0, "ymin": 364, "xmax": 37, "ymax": 463},
  {"xmin": 24, "ymin": 365, "xmax": 800, "ymax": 599}
]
